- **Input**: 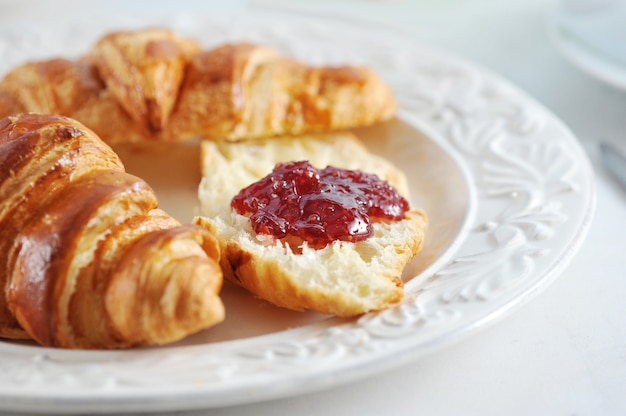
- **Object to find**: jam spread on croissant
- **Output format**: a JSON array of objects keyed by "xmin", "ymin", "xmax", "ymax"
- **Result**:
[{"xmin": 231, "ymin": 160, "xmax": 409, "ymax": 248}]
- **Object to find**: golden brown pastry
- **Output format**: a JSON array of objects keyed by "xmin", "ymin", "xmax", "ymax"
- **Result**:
[
  {"xmin": 0, "ymin": 58, "xmax": 101, "ymax": 116},
  {"xmin": 164, "ymin": 43, "xmax": 397, "ymax": 141},
  {"xmin": 0, "ymin": 58, "xmax": 148, "ymax": 143},
  {"xmin": 0, "ymin": 113, "xmax": 224, "ymax": 349},
  {"xmin": 87, "ymin": 29, "xmax": 201, "ymax": 134},
  {"xmin": 0, "ymin": 29, "xmax": 396, "ymax": 143},
  {"xmin": 0, "ymin": 90, "xmax": 24, "ymax": 117}
]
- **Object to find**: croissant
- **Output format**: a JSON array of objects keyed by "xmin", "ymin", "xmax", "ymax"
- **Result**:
[
  {"xmin": 0, "ymin": 113, "xmax": 224, "ymax": 349},
  {"xmin": 0, "ymin": 29, "xmax": 395, "ymax": 143}
]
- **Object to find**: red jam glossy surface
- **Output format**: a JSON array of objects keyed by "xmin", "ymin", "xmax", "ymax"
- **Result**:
[{"xmin": 231, "ymin": 160, "xmax": 409, "ymax": 248}]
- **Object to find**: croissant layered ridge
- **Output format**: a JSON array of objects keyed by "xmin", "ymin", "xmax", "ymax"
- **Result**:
[
  {"xmin": 0, "ymin": 29, "xmax": 396, "ymax": 143},
  {"xmin": 87, "ymin": 29, "xmax": 202, "ymax": 134},
  {"xmin": 0, "ymin": 114, "xmax": 224, "ymax": 349}
]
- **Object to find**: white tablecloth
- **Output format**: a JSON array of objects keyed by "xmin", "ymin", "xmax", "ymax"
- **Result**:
[{"xmin": 1, "ymin": 0, "xmax": 625, "ymax": 415}]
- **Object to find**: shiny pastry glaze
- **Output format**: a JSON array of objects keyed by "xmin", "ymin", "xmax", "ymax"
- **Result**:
[
  {"xmin": 0, "ymin": 113, "xmax": 226, "ymax": 348},
  {"xmin": 231, "ymin": 160, "xmax": 409, "ymax": 248}
]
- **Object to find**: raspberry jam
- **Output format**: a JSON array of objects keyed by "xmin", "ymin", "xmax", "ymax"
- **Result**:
[{"xmin": 231, "ymin": 161, "xmax": 409, "ymax": 248}]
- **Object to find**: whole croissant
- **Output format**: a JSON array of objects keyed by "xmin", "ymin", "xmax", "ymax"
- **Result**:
[
  {"xmin": 0, "ymin": 29, "xmax": 395, "ymax": 143},
  {"xmin": 0, "ymin": 113, "xmax": 224, "ymax": 349}
]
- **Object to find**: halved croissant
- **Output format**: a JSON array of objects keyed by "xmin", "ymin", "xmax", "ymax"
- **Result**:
[
  {"xmin": 0, "ymin": 113, "xmax": 224, "ymax": 349},
  {"xmin": 195, "ymin": 133, "xmax": 427, "ymax": 316},
  {"xmin": 0, "ymin": 29, "xmax": 395, "ymax": 143}
]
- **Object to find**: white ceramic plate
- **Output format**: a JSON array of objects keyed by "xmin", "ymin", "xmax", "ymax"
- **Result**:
[{"xmin": 0, "ymin": 3, "xmax": 595, "ymax": 414}]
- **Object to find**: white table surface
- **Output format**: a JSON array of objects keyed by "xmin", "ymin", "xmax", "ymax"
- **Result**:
[{"xmin": 1, "ymin": 0, "xmax": 625, "ymax": 415}]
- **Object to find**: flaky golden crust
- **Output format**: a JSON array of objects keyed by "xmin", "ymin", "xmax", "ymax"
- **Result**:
[
  {"xmin": 0, "ymin": 58, "xmax": 149, "ymax": 143},
  {"xmin": 166, "ymin": 43, "xmax": 396, "ymax": 141},
  {"xmin": 161, "ymin": 43, "xmax": 271, "ymax": 141},
  {"xmin": 0, "ymin": 91, "xmax": 25, "ymax": 119},
  {"xmin": 87, "ymin": 29, "xmax": 201, "ymax": 134},
  {"xmin": 105, "ymin": 225, "xmax": 223, "ymax": 346},
  {"xmin": 0, "ymin": 114, "xmax": 124, "ymax": 339},
  {"xmin": 0, "ymin": 29, "xmax": 395, "ymax": 143},
  {"xmin": 0, "ymin": 113, "xmax": 224, "ymax": 348},
  {"xmin": 0, "ymin": 58, "xmax": 103, "ymax": 116}
]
